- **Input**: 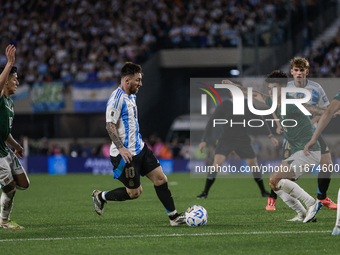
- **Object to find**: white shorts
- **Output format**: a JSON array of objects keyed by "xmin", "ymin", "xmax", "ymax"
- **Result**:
[
  {"xmin": 0, "ymin": 150, "xmax": 26, "ymax": 189},
  {"xmin": 284, "ymin": 150, "xmax": 321, "ymax": 180}
]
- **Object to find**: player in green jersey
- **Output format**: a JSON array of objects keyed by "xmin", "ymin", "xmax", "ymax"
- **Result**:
[
  {"xmin": 304, "ymin": 91, "xmax": 340, "ymax": 234},
  {"xmin": 223, "ymin": 70, "xmax": 328, "ymax": 223},
  {"xmin": 0, "ymin": 45, "xmax": 29, "ymax": 229}
]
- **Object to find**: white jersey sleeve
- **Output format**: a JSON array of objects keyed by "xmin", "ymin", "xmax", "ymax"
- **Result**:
[
  {"xmin": 105, "ymin": 86, "xmax": 144, "ymax": 157},
  {"xmin": 106, "ymin": 88, "xmax": 124, "ymax": 124},
  {"xmin": 316, "ymin": 85, "xmax": 330, "ymax": 108},
  {"xmin": 287, "ymin": 80, "xmax": 330, "ymax": 108}
]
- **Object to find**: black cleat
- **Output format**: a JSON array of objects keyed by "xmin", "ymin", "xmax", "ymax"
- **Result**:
[
  {"xmin": 169, "ymin": 213, "xmax": 186, "ymax": 226},
  {"xmin": 261, "ymin": 191, "xmax": 271, "ymax": 197},
  {"xmin": 197, "ymin": 192, "xmax": 208, "ymax": 199},
  {"xmin": 91, "ymin": 190, "xmax": 106, "ymax": 215}
]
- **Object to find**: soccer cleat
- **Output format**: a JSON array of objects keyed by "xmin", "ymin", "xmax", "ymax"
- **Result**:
[
  {"xmin": 91, "ymin": 189, "xmax": 106, "ymax": 216},
  {"xmin": 169, "ymin": 213, "xmax": 186, "ymax": 226},
  {"xmin": 319, "ymin": 197, "xmax": 337, "ymax": 209},
  {"xmin": 266, "ymin": 197, "xmax": 277, "ymax": 210},
  {"xmin": 332, "ymin": 225, "xmax": 340, "ymax": 235},
  {"xmin": 0, "ymin": 221, "xmax": 24, "ymax": 229},
  {"xmin": 197, "ymin": 192, "xmax": 208, "ymax": 199},
  {"xmin": 262, "ymin": 191, "xmax": 271, "ymax": 197},
  {"xmin": 287, "ymin": 214, "xmax": 305, "ymax": 222},
  {"xmin": 303, "ymin": 199, "xmax": 322, "ymax": 223}
]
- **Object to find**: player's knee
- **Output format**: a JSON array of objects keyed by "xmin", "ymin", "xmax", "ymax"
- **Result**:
[
  {"xmin": 246, "ymin": 157, "xmax": 258, "ymax": 166},
  {"xmin": 321, "ymin": 153, "xmax": 333, "ymax": 167},
  {"xmin": 269, "ymin": 178, "xmax": 279, "ymax": 191},
  {"xmin": 16, "ymin": 182, "xmax": 29, "ymax": 190},
  {"xmin": 153, "ymin": 172, "xmax": 168, "ymax": 186},
  {"xmin": 159, "ymin": 173, "xmax": 167, "ymax": 184},
  {"xmin": 16, "ymin": 178, "xmax": 30, "ymax": 190},
  {"xmin": 129, "ymin": 192, "xmax": 140, "ymax": 199},
  {"xmin": 128, "ymin": 186, "xmax": 143, "ymax": 199},
  {"xmin": 2, "ymin": 181, "xmax": 16, "ymax": 193},
  {"xmin": 325, "ymin": 161, "xmax": 333, "ymax": 171}
]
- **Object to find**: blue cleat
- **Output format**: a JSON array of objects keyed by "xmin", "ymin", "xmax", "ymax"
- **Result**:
[
  {"xmin": 287, "ymin": 214, "xmax": 305, "ymax": 222},
  {"xmin": 332, "ymin": 225, "xmax": 340, "ymax": 235},
  {"xmin": 303, "ymin": 199, "xmax": 322, "ymax": 223}
]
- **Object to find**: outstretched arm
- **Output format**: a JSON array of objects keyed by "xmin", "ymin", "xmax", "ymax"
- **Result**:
[
  {"xmin": 303, "ymin": 104, "xmax": 326, "ymax": 116},
  {"xmin": 259, "ymin": 114, "xmax": 279, "ymax": 147},
  {"xmin": 6, "ymin": 134, "xmax": 23, "ymax": 159},
  {"xmin": 272, "ymin": 112, "xmax": 283, "ymax": 134},
  {"xmin": 106, "ymin": 122, "xmax": 133, "ymax": 163},
  {"xmin": 304, "ymin": 99, "xmax": 340, "ymax": 155},
  {"xmin": 221, "ymin": 80, "xmax": 269, "ymax": 104},
  {"xmin": 200, "ymin": 104, "xmax": 224, "ymax": 152},
  {"xmin": 0, "ymin": 45, "xmax": 16, "ymax": 93}
]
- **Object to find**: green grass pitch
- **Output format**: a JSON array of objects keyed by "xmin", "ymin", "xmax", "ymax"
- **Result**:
[{"xmin": 1, "ymin": 173, "xmax": 339, "ymax": 254}]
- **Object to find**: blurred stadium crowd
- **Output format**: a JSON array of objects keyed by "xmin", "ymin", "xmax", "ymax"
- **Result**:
[
  {"xmin": 25, "ymin": 134, "xmax": 340, "ymax": 161},
  {"xmin": 0, "ymin": 0, "xmax": 310, "ymax": 85},
  {"xmin": 1, "ymin": 0, "xmax": 337, "ymax": 83},
  {"xmin": 1, "ymin": 0, "xmax": 340, "ymax": 160},
  {"xmin": 26, "ymin": 134, "xmax": 194, "ymax": 159},
  {"xmin": 305, "ymin": 28, "xmax": 340, "ymax": 77}
]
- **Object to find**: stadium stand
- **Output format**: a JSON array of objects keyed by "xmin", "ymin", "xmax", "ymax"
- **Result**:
[{"xmin": 0, "ymin": 0, "xmax": 325, "ymax": 83}]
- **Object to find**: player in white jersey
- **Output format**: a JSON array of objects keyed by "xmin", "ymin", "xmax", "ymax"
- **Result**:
[
  {"xmin": 266, "ymin": 57, "xmax": 337, "ymax": 211},
  {"xmin": 286, "ymin": 80, "xmax": 329, "ymax": 110},
  {"xmin": 91, "ymin": 62, "xmax": 185, "ymax": 226}
]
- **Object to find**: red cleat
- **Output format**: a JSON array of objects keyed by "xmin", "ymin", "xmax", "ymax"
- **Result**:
[
  {"xmin": 319, "ymin": 197, "xmax": 337, "ymax": 209},
  {"xmin": 266, "ymin": 197, "xmax": 276, "ymax": 210}
]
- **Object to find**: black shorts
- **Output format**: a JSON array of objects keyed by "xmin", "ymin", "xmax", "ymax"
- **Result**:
[
  {"xmin": 282, "ymin": 134, "xmax": 329, "ymax": 160},
  {"xmin": 215, "ymin": 137, "xmax": 256, "ymax": 159},
  {"xmin": 110, "ymin": 145, "xmax": 160, "ymax": 189}
]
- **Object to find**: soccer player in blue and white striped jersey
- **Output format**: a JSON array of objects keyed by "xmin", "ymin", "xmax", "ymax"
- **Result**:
[
  {"xmin": 91, "ymin": 62, "xmax": 185, "ymax": 226},
  {"xmin": 287, "ymin": 57, "xmax": 337, "ymax": 209}
]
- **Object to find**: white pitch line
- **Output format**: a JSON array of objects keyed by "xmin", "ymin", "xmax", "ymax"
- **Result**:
[{"xmin": 0, "ymin": 230, "xmax": 332, "ymax": 242}]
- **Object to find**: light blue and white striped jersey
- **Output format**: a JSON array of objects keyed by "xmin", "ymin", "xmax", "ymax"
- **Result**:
[
  {"xmin": 287, "ymin": 80, "xmax": 330, "ymax": 127},
  {"xmin": 106, "ymin": 86, "xmax": 144, "ymax": 157}
]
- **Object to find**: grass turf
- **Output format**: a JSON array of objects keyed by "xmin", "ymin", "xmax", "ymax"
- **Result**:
[{"xmin": 0, "ymin": 173, "xmax": 339, "ymax": 255}]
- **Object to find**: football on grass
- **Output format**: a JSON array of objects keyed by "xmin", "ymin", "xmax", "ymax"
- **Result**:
[{"xmin": 185, "ymin": 205, "xmax": 208, "ymax": 226}]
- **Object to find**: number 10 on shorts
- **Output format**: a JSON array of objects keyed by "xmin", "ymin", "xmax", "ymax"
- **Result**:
[{"xmin": 125, "ymin": 167, "xmax": 135, "ymax": 178}]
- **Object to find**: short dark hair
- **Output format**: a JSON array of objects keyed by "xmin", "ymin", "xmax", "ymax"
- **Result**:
[
  {"xmin": 121, "ymin": 62, "xmax": 143, "ymax": 78},
  {"xmin": 290, "ymin": 57, "xmax": 310, "ymax": 69},
  {"xmin": 265, "ymin": 70, "xmax": 288, "ymax": 86},
  {"xmin": 0, "ymin": 66, "xmax": 17, "ymax": 75}
]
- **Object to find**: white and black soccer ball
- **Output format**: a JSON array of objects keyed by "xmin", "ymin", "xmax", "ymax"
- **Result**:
[{"xmin": 185, "ymin": 205, "xmax": 208, "ymax": 226}]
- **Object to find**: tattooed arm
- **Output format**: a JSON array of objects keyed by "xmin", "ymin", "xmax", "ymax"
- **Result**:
[
  {"xmin": 302, "ymin": 104, "xmax": 326, "ymax": 116},
  {"xmin": 106, "ymin": 122, "xmax": 133, "ymax": 163},
  {"xmin": 221, "ymin": 79, "xmax": 269, "ymax": 104},
  {"xmin": 304, "ymin": 99, "xmax": 340, "ymax": 155}
]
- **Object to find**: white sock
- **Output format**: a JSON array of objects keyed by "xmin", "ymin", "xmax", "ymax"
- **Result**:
[
  {"xmin": 336, "ymin": 188, "xmax": 340, "ymax": 227},
  {"xmin": 101, "ymin": 192, "xmax": 107, "ymax": 201},
  {"xmin": 275, "ymin": 189, "xmax": 306, "ymax": 216},
  {"xmin": 168, "ymin": 210, "xmax": 177, "ymax": 217},
  {"xmin": 277, "ymin": 179, "xmax": 315, "ymax": 207},
  {"xmin": 0, "ymin": 188, "xmax": 16, "ymax": 224}
]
